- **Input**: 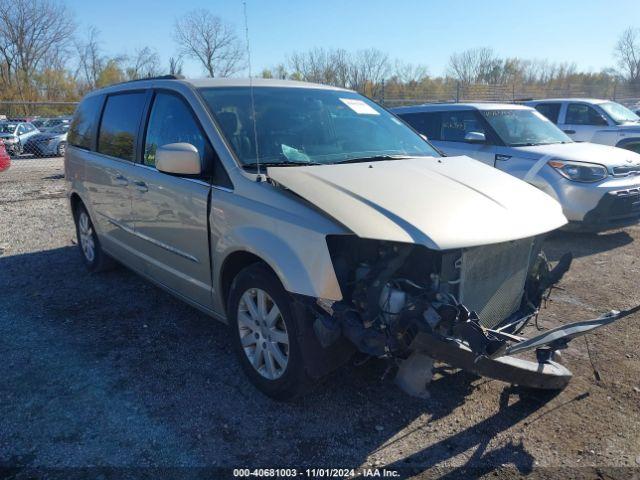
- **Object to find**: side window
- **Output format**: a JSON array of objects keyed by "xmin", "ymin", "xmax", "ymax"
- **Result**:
[
  {"xmin": 534, "ymin": 103, "xmax": 561, "ymax": 124},
  {"xmin": 68, "ymin": 95, "xmax": 104, "ymax": 150},
  {"xmin": 440, "ymin": 110, "xmax": 485, "ymax": 142},
  {"xmin": 566, "ymin": 103, "xmax": 607, "ymax": 126},
  {"xmin": 398, "ymin": 112, "xmax": 441, "ymax": 140},
  {"xmin": 144, "ymin": 92, "xmax": 207, "ymax": 167},
  {"xmin": 98, "ymin": 92, "xmax": 147, "ymax": 161},
  {"xmin": 17, "ymin": 125, "xmax": 25, "ymax": 135},
  {"xmin": 144, "ymin": 91, "xmax": 232, "ymax": 187}
]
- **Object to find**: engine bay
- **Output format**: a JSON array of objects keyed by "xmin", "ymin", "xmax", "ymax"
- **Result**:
[{"xmin": 316, "ymin": 234, "xmax": 572, "ymax": 361}]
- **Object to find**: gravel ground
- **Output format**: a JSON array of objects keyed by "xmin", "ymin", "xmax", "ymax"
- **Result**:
[{"xmin": 1, "ymin": 158, "xmax": 639, "ymax": 479}]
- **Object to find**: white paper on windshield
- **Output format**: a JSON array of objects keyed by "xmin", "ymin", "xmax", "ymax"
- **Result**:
[{"xmin": 340, "ymin": 98, "xmax": 380, "ymax": 115}]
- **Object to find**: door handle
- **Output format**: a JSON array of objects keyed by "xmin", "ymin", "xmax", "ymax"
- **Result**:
[
  {"xmin": 563, "ymin": 130, "xmax": 576, "ymax": 134},
  {"xmin": 495, "ymin": 154, "xmax": 511, "ymax": 162},
  {"xmin": 133, "ymin": 180, "xmax": 148, "ymax": 193},
  {"xmin": 113, "ymin": 174, "xmax": 128, "ymax": 186}
]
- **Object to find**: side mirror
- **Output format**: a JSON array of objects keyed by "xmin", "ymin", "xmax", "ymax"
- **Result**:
[
  {"xmin": 464, "ymin": 131, "xmax": 486, "ymax": 143},
  {"xmin": 156, "ymin": 143, "xmax": 201, "ymax": 176}
]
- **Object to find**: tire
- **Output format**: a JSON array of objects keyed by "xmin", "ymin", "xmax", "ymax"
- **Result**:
[
  {"xmin": 57, "ymin": 141, "xmax": 67, "ymax": 157},
  {"xmin": 74, "ymin": 203, "xmax": 113, "ymax": 272},
  {"xmin": 227, "ymin": 263, "xmax": 311, "ymax": 400}
]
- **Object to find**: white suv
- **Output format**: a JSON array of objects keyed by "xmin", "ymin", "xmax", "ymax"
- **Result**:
[{"xmin": 525, "ymin": 98, "xmax": 640, "ymax": 153}]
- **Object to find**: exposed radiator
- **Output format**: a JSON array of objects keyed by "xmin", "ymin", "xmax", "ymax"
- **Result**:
[{"xmin": 458, "ymin": 237, "xmax": 535, "ymax": 328}]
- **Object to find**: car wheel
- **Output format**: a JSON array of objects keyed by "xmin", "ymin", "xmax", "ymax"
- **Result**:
[
  {"xmin": 228, "ymin": 263, "xmax": 311, "ymax": 400},
  {"xmin": 74, "ymin": 203, "xmax": 113, "ymax": 272},
  {"xmin": 57, "ymin": 141, "xmax": 66, "ymax": 157}
]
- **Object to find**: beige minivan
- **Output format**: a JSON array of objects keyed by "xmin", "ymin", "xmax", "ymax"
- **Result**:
[{"xmin": 65, "ymin": 76, "xmax": 629, "ymax": 400}]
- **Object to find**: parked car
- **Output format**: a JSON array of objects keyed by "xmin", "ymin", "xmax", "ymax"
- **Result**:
[
  {"xmin": 393, "ymin": 103, "xmax": 640, "ymax": 231},
  {"xmin": 0, "ymin": 121, "xmax": 40, "ymax": 156},
  {"xmin": 0, "ymin": 139, "xmax": 10, "ymax": 172},
  {"xmin": 39, "ymin": 116, "xmax": 72, "ymax": 132},
  {"xmin": 23, "ymin": 124, "xmax": 69, "ymax": 157},
  {"xmin": 31, "ymin": 117, "xmax": 51, "ymax": 129},
  {"xmin": 66, "ymin": 77, "xmax": 630, "ymax": 400},
  {"xmin": 524, "ymin": 98, "xmax": 640, "ymax": 153}
]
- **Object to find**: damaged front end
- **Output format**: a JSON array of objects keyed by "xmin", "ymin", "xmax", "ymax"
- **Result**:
[{"xmin": 312, "ymin": 234, "xmax": 635, "ymax": 394}]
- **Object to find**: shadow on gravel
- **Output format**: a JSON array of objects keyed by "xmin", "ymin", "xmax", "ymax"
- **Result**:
[
  {"xmin": 1, "ymin": 246, "xmax": 563, "ymax": 474},
  {"xmin": 543, "ymin": 229, "xmax": 633, "ymax": 261}
]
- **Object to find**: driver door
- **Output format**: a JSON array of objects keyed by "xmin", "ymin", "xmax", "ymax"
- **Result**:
[
  {"xmin": 560, "ymin": 103, "xmax": 610, "ymax": 142},
  {"xmin": 127, "ymin": 90, "xmax": 214, "ymax": 309},
  {"xmin": 433, "ymin": 110, "xmax": 496, "ymax": 166}
]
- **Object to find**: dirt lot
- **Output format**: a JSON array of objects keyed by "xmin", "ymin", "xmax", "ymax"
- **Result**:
[{"xmin": 1, "ymin": 158, "xmax": 639, "ymax": 479}]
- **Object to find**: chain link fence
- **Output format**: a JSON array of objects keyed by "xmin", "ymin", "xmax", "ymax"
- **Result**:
[{"xmin": 379, "ymin": 82, "xmax": 640, "ymax": 108}]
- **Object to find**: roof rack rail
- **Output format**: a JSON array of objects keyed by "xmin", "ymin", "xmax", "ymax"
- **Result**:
[{"xmin": 111, "ymin": 74, "xmax": 185, "ymax": 87}]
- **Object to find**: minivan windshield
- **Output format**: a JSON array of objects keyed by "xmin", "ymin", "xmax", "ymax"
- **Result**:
[
  {"xmin": 198, "ymin": 87, "xmax": 440, "ymax": 167},
  {"xmin": 480, "ymin": 109, "xmax": 572, "ymax": 147},
  {"xmin": 599, "ymin": 101, "xmax": 640, "ymax": 124}
]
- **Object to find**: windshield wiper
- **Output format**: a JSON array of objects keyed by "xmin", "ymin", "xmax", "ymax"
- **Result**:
[
  {"xmin": 242, "ymin": 160, "xmax": 323, "ymax": 170},
  {"xmin": 335, "ymin": 154, "xmax": 413, "ymax": 164}
]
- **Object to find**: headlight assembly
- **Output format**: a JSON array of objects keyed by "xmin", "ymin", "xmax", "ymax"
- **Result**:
[
  {"xmin": 547, "ymin": 159, "xmax": 608, "ymax": 183},
  {"xmin": 3, "ymin": 137, "xmax": 17, "ymax": 144}
]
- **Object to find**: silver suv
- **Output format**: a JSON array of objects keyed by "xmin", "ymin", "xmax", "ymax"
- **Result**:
[
  {"xmin": 392, "ymin": 103, "xmax": 640, "ymax": 231},
  {"xmin": 65, "ymin": 77, "xmax": 629, "ymax": 399}
]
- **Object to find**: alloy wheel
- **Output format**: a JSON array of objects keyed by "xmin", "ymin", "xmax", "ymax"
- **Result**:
[
  {"xmin": 237, "ymin": 288, "xmax": 289, "ymax": 380},
  {"xmin": 78, "ymin": 211, "xmax": 96, "ymax": 263}
]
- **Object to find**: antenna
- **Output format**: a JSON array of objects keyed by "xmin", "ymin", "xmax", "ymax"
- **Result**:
[{"xmin": 242, "ymin": 0, "xmax": 261, "ymax": 178}]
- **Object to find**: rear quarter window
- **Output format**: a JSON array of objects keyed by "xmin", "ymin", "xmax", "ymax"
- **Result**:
[{"xmin": 68, "ymin": 95, "xmax": 104, "ymax": 150}]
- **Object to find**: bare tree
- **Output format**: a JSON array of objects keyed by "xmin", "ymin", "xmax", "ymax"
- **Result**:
[
  {"xmin": 288, "ymin": 48, "xmax": 350, "ymax": 87},
  {"xmin": 447, "ymin": 47, "xmax": 499, "ymax": 84},
  {"xmin": 125, "ymin": 46, "xmax": 162, "ymax": 80},
  {"xmin": 75, "ymin": 27, "xmax": 104, "ymax": 89},
  {"xmin": 614, "ymin": 27, "xmax": 640, "ymax": 83},
  {"xmin": 393, "ymin": 61, "xmax": 429, "ymax": 84},
  {"xmin": 348, "ymin": 48, "xmax": 390, "ymax": 97},
  {"xmin": 0, "ymin": 0, "xmax": 75, "ymax": 81},
  {"xmin": 174, "ymin": 10, "xmax": 244, "ymax": 77},
  {"xmin": 168, "ymin": 56, "xmax": 183, "ymax": 76}
]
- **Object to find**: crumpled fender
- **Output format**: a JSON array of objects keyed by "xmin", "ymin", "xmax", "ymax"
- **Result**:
[{"xmin": 218, "ymin": 226, "xmax": 343, "ymax": 302}]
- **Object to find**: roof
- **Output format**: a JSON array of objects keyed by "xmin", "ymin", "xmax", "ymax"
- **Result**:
[
  {"xmin": 184, "ymin": 77, "xmax": 351, "ymax": 91},
  {"xmin": 88, "ymin": 76, "xmax": 352, "ymax": 97},
  {"xmin": 525, "ymin": 98, "xmax": 609, "ymax": 104},
  {"xmin": 390, "ymin": 102, "xmax": 532, "ymax": 114}
]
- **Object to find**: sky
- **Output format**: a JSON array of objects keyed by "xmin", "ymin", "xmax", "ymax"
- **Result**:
[{"xmin": 65, "ymin": 0, "xmax": 640, "ymax": 78}]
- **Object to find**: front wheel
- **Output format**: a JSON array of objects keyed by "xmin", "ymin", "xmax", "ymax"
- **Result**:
[
  {"xmin": 228, "ymin": 263, "xmax": 311, "ymax": 400},
  {"xmin": 57, "ymin": 141, "xmax": 67, "ymax": 157}
]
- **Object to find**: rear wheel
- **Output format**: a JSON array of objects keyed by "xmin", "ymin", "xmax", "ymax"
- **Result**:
[
  {"xmin": 228, "ymin": 263, "xmax": 311, "ymax": 400},
  {"xmin": 74, "ymin": 203, "xmax": 113, "ymax": 272}
]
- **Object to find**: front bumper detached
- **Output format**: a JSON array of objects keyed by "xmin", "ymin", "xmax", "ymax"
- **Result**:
[{"xmin": 410, "ymin": 304, "xmax": 639, "ymax": 390}]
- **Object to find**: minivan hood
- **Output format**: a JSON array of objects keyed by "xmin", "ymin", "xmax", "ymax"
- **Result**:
[
  {"xmin": 512, "ymin": 142, "xmax": 640, "ymax": 168},
  {"xmin": 268, "ymin": 156, "xmax": 567, "ymax": 250}
]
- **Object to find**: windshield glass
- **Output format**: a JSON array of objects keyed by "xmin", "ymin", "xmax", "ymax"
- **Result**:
[
  {"xmin": 0, "ymin": 123, "xmax": 16, "ymax": 134},
  {"xmin": 198, "ymin": 87, "xmax": 440, "ymax": 166},
  {"xmin": 480, "ymin": 109, "xmax": 572, "ymax": 146},
  {"xmin": 599, "ymin": 101, "xmax": 640, "ymax": 124}
]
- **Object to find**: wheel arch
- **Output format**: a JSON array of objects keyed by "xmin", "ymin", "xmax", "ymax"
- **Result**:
[
  {"xmin": 615, "ymin": 137, "xmax": 640, "ymax": 153},
  {"xmin": 219, "ymin": 250, "xmax": 278, "ymax": 315}
]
